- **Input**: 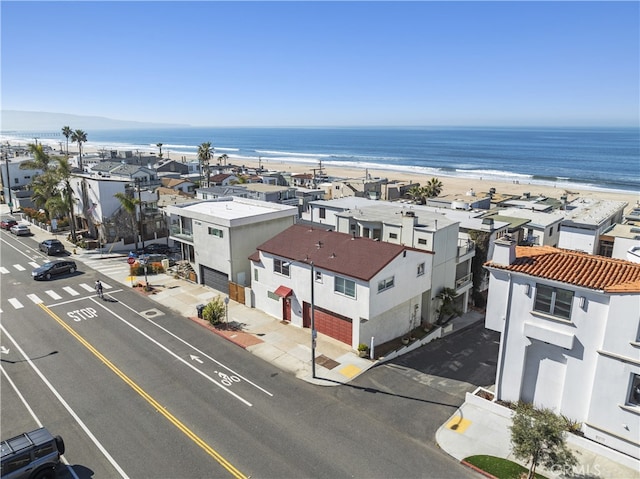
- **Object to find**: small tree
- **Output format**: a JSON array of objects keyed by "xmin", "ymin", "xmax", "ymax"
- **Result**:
[
  {"xmin": 203, "ymin": 296, "xmax": 226, "ymax": 326},
  {"xmin": 510, "ymin": 402, "xmax": 577, "ymax": 479}
]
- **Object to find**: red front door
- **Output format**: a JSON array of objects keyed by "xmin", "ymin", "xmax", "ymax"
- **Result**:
[{"xmin": 283, "ymin": 298, "xmax": 291, "ymax": 322}]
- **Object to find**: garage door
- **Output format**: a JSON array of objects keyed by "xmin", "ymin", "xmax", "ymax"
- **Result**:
[
  {"xmin": 201, "ymin": 265, "xmax": 228, "ymax": 293},
  {"xmin": 304, "ymin": 303, "xmax": 352, "ymax": 345}
]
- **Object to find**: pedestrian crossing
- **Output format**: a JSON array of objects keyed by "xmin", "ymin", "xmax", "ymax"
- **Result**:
[{"xmin": 0, "ymin": 281, "xmax": 116, "ymax": 312}]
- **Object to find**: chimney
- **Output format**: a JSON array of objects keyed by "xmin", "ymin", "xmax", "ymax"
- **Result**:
[
  {"xmin": 492, "ymin": 234, "xmax": 517, "ymax": 266},
  {"xmin": 481, "ymin": 218, "xmax": 494, "ymax": 231}
]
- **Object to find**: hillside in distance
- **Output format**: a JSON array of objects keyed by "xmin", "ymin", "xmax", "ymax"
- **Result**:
[{"xmin": 1, "ymin": 110, "xmax": 190, "ymax": 131}]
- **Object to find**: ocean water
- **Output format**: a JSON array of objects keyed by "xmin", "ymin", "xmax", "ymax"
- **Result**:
[{"xmin": 3, "ymin": 127, "xmax": 639, "ymax": 194}]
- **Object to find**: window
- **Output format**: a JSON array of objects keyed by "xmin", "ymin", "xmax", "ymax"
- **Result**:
[
  {"xmin": 315, "ymin": 270, "xmax": 322, "ymax": 282},
  {"xmin": 335, "ymin": 276, "xmax": 356, "ymax": 298},
  {"xmin": 319, "ymin": 208, "xmax": 326, "ymax": 219},
  {"xmin": 378, "ymin": 276, "xmax": 395, "ymax": 292},
  {"xmin": 363, "ymin": 227, "xmax": 370, "ymax": 238},
  {"xmin": 418, "ymin": 238, "xmax": 427, "ymax": 245},
  {"xmin": 533, "ymin": 284, "xmax": 574, "ymax": 320},
  {"xmin": 254, "ymin": 268, "xmax": 258, "ymax": 281},
  {"xmin": 389, "ymin": 232, "xmax": 398, "ymax": 239},
  {"xmin": 629, "ymin": 374, "xmax": 640, "ymax": 406},
  {"xmin": 274, "ymin": 258, "xmax": 290, "ymax": 276},
  {"xmin": 208, "ymin": 227, "xmax": 223, "ymax": 238},
  {"xmin": 417, "ymin": 262, "xmax": 425, "ymax": 277}
]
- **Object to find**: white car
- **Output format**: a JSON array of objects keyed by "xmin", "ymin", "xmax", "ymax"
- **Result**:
[{"xmin": 10, "ymin": 224, "xmax": 31, "ymax": 236}]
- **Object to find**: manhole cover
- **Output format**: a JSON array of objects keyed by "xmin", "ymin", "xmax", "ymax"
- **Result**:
[{"xmin": 141, "ymin": 309, "xmax": 164, "ymax": 318}]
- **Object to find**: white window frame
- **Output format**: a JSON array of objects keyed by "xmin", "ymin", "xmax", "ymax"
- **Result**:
[
  {"xmin": 335, "ymin": 276, "xmax": 356, "ymax": 298},
  {"xmin": 377, "ymin": 276, "xmax": 395, "ymax": 293}
]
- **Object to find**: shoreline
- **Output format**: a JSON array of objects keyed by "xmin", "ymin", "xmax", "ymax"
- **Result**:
[{"xmin": 3, "ymin": 135, "xmax": 639, "ymax": 213}]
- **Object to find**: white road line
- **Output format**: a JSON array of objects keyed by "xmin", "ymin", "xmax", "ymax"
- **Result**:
[
  {"xmin": 0, "ymin": 326, "xmax": 128, "ymax": 478},
  {"xmin": 102, "ymin": 282, "xmax": 113, "ymax": 289},
  {"xmin": 13, "ymin": 264, "xmax": 25, "ymax": 271},
  {"xmin": 8, "ymin": 298, "xmax": 23, "ymax": 309},
  {"xmin": 63, "ymin": 286, "xmax": 80, "ymax": 296},
  {"xmin": 29, "ymin": 262, "xmax": 40, "ymax": 268},
  {"xmin": 27, "ymin": 294, "xmax": 43, "ymax": 304},
  {"xmin": 0, "ymin": 267, "xmax": 9, "ymax": 274},
  {"xmin": 79, "ymin": 283, "xmax": 95, "ymax": 292},
  {"xmin": 45, "ymin": 290, "xmax": 62, "ymax": 300}
]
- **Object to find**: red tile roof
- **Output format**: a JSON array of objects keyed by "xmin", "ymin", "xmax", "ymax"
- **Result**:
[
  {"xmin": 486, "ymin": 246, "xmax": 640, "ymax": 293},
  {"xmin": 253, "ymin": 224, "xmax": 430, "ymax": 281}
]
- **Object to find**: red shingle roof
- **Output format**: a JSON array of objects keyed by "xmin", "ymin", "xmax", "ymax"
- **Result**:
[
  {"xmin": 253, "ymin": 224, "xmax": 427, "ymax": 281},
  {"xmin": 486, "ymin": 246, "xmax": 640, "ymax": 293}
]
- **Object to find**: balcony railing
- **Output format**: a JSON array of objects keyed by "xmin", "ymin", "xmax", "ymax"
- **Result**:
[
  {"xmin": 455, "ymin": 272, "xmax": 473, "ymax": 290},
  {"xmin": 457, "ymin": 239, "xmax": 475, "ymax": 258},
  {"xmin": 170, "ymin": 225, "xmax": 193, "ymax": 241}
]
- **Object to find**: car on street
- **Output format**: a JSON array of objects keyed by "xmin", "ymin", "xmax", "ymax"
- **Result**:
[
  {"xmin": 9, "ymin": 224, "xmax": 31, "ymax": 236},
  {"xmin": 39, "ymin": 239, "xmax": 65, "ymax": 255},
  {"xmin": 139, "ymin": 253, "xmax": 176, "ymax": 267},
  {"xmin": 1, "ymin": 427, "xmax": 65, "ymax": 479},
  {"xmin": 136, "ymin": 243, "xmax": 174, "ymax": 255},
  {"xmin": 0, "ymin": 218, "xmax": 17, "ymax": 230},
  {"xmin": 32, "ymin": 260, "xmax": 77, "ymax": 280}
]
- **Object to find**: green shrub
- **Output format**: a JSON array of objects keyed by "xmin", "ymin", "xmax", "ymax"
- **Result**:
[{"xmin": 203, "ymin": 296, "xmax": 226, "ymax": 326}]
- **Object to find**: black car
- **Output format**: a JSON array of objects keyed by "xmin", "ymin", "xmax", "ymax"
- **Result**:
[
  {"xmin": 137, "ymin": 243, "xmax": 174, "ymax": 255},
  {"xmin": 40, "ymin": 239, "xmax": 65, "ymax": 255},
  {"xmin": 32, "ymin": 260, "xmax": 77, "ymax": 280}
]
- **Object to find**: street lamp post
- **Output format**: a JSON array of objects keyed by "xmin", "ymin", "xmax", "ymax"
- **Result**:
[
  {"xmin": 4, "ymin": 154, "xmax": 12, "ymax": 214},
  {"xmin": 310, "ymin": 261, "xmax": 316, "ymax": 379}
]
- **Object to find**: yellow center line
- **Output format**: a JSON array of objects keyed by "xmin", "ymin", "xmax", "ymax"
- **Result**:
[{"xmin": 38, "ymin": 303, "xmax": 247, "ymax": 479}]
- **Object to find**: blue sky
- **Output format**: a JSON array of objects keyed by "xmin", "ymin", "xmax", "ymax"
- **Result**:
[{"xmin": 2, "ymin": 1, "xmax": 638, "ymax": 127}]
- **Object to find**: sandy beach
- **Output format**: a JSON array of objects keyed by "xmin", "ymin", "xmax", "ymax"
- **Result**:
[
  {"xmin": 9, "ymin": 137, "xmax": 640, "ymax": 214},
  {"xmin": 211, "ymin": 152, "xmax": 640, "ymax": 214}
]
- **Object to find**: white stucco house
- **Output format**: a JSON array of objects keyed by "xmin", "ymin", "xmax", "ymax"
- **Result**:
[
  {"xmin": 165, "ymin": 197, "xmax": 298, "ymax": 293},
  {"xmin": 249, "ymin": 224, "xmax": 434, "ymax": 349},
  {"xmin": 484, "ymin": 237, "xmax": 640, "ymax": 459}
]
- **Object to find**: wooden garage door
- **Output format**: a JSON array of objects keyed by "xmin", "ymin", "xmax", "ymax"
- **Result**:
[{"xmin": 304, "ymin": 303, "xmax": 352, "ymax": 345}]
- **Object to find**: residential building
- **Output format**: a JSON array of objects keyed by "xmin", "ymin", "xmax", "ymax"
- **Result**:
[
  {"xmin": 250, "ymin": 224, "xmax": 434, "ymax": 348},
  {"xmin": 598, "ymin": 223, "xmax": 640, "ymax": 262},
  {"xmin": 482, "ymin": 207, "xmax": 564, "ymax": 247},
  {"xmin": 484, "ymin": 238, "xmax": 640, "ymax": 459},
  {"xmin": 557, "ymin": 198, "xmax": 628, "ymax": 254},
  {"xmin": 198, "ymin": 183, "xmax": 299, "ymax": 207},
  {"xmin": 160, "ymin": 177, "xmax": 196, "ymax": 195},
  {"xmin": 165, "ymin": 198, "xmax": 298, "ymax": 293}
]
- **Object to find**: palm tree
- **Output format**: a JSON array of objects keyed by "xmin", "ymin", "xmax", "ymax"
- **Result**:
[
  {"xmin": 21, "ymin": 143, "xmax": 52, "ymax": 172},
  {"xmin": 114, "ymin": 191, "xmax": 141, "ymax": 251},
  {"xmin": 29, "ymin": 172, "xmax": 59, "ymax": 220},
  {"xmin": 423, "ymin": 177, "xmax": 443, "ymax": 198},
  {"xmin": 156, "ymin": 143, "xmax": 163, "ymax": 159},
  {"xmin": 71, "ymin": 129, "xmax": 88, "ymax": 170},
  {"xmin": 407, "ymin": 185, "xmax": 424, "ymax": 204},
  {"xmin": 197, "ymin": 142, "xmax": 213, "ymax": 187},
  {"xmin": 436, "ymin": 287, "xmax": 460, "ymax": 324},
  {"xmin": 61, "ymin": 126, "xmax": 72, "ymax": 155},
  {"xmin": 218, "ymin": 153, "xmax": 228, "ymax": 166},
  {"xmin": 51, "ymin": 156, "xmax": 78, "ymax": 242}
]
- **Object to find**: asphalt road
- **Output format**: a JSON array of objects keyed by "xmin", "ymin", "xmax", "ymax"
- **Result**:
[{"xmin": 1, "ymin": 230, "xmax": 495, "ymax": 478}]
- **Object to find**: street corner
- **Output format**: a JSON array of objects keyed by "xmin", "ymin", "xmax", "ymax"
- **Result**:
[{"xmin": 445, "ymin": 415, "xmax": 472, "ymax": 434}]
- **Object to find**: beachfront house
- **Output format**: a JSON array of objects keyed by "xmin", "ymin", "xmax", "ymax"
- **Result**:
[
  {"xmin": 164, "ymin": 197, "xmax": 298, "ymax": 295},
  {"xmin": 249, "ymin": 224, "xmax": 434, "ymax": 349},
  {"xmin": 484, "ymin": 238, "xmax": 640, "ymax": 459},
  {"xmin": 197, "ymin": 184, "xmax": 299, "ymax": 208},
  {"xmin": 557, "ymin": 198, "xmax": 628, "ymax": 254}
]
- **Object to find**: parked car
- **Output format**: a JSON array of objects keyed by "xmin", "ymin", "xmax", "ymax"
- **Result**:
[
  {"xmin": 39, "ymin": 239, "xmax": 65, "ymax": 255},
  {"xmin": 32, "ymin": 260, "xmax": 77, "ymax": 280},
  {"xmin": 0, "ymin": 218, "xmax": 17, "ymax": 230},
  {"xmin": 136, "ymin": 243, "xmax": 174, "ymax": 255},
  {"xmin": 138, "ymin": 253, "xmax": 176, "ymax": 267},
  {"xmin": 1, "ymin": 427, "xmax": 65, "ymax": 479},
  {"xmin": 9, "ymin": 224, "xmax": 31, "ymax": 236}
]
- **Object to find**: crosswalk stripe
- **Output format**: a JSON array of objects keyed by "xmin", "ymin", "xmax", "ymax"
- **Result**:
[
  {"xmin": 102, "ymin": 282, "xmax": 113, "ymax": 290},
  {"xmin": 63, "ymin": 286, "xmax": 79, "ymax": 296},
  {"xmin": 13, "ymin": 264, "xmax": 25, "ymax": 271},
  {"xmin": 27, "ymin": 294, "xmax": 43, "ymax": 304},
  {"xmin": 0, "ymin": 267, "xmax": 8, "ymax": 274},
  {"xmin": 45, "ymin": 290, "xmax": 62, "ymax": 300},
  {"xmin": 29, "ymin": 262, "xmax": 39, "ymax": 268},
  {"xmin": 8, "ymin": 298, "xmax": 23, "ymax": 309},
  {"xmin": 79, "ymin": 283, "xmax": 94, "ymax": 292}
]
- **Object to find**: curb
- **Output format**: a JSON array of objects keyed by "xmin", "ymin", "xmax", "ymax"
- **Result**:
[
  {"xmin": 186, "ymin": 316, "xmax": 264, "ymax": 349},
  {"xmin": 460, "ymin": 460, "xmax": 499, "ymax": 479}
]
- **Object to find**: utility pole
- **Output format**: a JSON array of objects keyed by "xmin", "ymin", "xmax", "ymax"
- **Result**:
[
  {"xmin": 310, "ymin": 261, "xmax": 316, "ymax": 379},
  {"xmin": 4, "ymin": 154, "xmax": 12, "ymax": 214},
  {"xmin": 136, "ymin": 178, "xmax": 145, "ymax": 250}
]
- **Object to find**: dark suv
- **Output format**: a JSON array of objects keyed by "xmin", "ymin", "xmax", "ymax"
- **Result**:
[
  {"xmin": 136, "ymin": 243, "xmax": 174, "ymax": 255},
  {"xmin": 39, "ymin": 239, "xmax": 65, "ymax": 256},
  {"xmin": 32, "ymin": 260, "xmax": 77, "ymax": 280},
  {"xmin": 1, "ymin": 427, "xmax": 65, "ymax": 479}
]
